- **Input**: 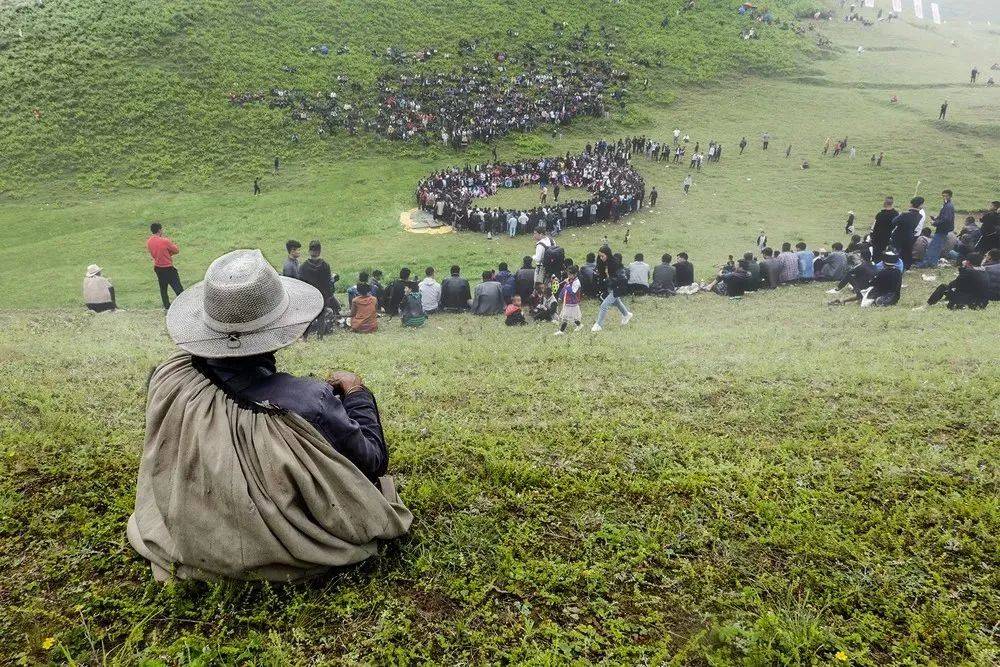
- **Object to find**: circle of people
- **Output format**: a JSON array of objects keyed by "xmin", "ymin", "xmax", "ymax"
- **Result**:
[{"xmin": 415, "ymin": 139, "xmax": 646, "ymax": 234}]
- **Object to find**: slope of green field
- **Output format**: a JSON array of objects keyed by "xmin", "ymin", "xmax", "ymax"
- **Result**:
[
  {"xmin": 0, "ymin": 0, "xmax": 807, "ymax": 192},
  {"xmin": 2, "ymin": 297, "xmax": 998, "ymax": 665},
  {"xmin": 2, "ymin": 2, "xmax": 1000, "ymax": 665}
]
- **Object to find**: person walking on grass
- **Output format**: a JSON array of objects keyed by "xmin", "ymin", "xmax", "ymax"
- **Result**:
[
  {"xmin": 761, "ymin": 132, "xmax": 770, "ymax": 150},
  {"xmin": 939, "ymin": 100, "xmax": 948, "ymax": 120},
  {"xmin": 273, "ymin": 156, "xmax": 280, "ymax": 174},
  {"xmin": 739, "ymin": 136, "xmax": 748, "ymax": 154},
  {"xmin": 147, "ymin": 222, "xmax": 183, "ymax": 310},
  {"xmin": 682, "ymin": 174, "xmax": 693, "ymax": 195},
  {"xmin": 649, "ymin": 186, "xmax": 658, "ymax": 207},
  {"xmin": 592, "ymin": 244, "xmax": 633, "ymax": 332},
  {"xmin": 253, "ymin": 177, "xmax": 261, "ymax": 195}
]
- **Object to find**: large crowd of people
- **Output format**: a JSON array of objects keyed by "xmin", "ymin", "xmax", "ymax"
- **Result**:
[
  {"xmin": 231, "ymin": 49, "xmax": 627, "ymax": 144},
  {"xmin": 415, "ymin": 139, "xmax": 645, "ymax": 233}
]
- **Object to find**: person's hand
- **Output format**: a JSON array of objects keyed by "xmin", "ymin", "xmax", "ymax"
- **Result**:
[{"xmin": 327, "ymin": 371, "xmax": 365, "ymax": 396}]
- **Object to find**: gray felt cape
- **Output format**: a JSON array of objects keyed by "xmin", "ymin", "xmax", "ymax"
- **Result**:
[{"xmin": 127, "ymin": 353, "xmax": 412, "ymax": 582}]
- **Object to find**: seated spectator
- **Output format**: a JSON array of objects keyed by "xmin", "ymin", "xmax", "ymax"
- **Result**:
[
  {"xmin": 530, "ymin": 282, "xmax": 558, "ymax": 321},
  {"xmin": 845, "ymin": 234, "xmax": 864, "ymax": 254},
  {"xmin": 650, "ymin": 253, "xmax": 676, "ymax": 295},
  {"xmin": 496, "ymin": 262, "xmax": 516, "ymax": 303},
  {"xmin": 385, "ymin": 267, "xmax": 412, "ymax": 316},
  {"xmin": 912, "ymin": 228, "xmax": 932, "ymax": 264},
  {"xmin": 514, "ymin": 257, "xmax": 536, "ymax": 303},
  {"xmin": 627, "ymin": 253, "xmax": 651, "ymax": 295},
  {"xmin": 777, "ymin": 243, "xmax": 800, "ymax": 283},
  {"xmin": 400, "ymin": 285, "xmax": 428, "ymax": 326},
  {"xmin": 976, "ymin": 201, "xmax": 999, "ymax": 253},
  {"xmin": 128, "ymin": 249, "xmax": 411, "ymax": 582},
  {"xmin": 471, "ymin": 270, "xmax": 505, "ymax": 315},
  {"xmin": 759, "ymin": 248, "xmax": 782, "ymax": 289},
  {"xmin": 926, "ymin": 253, "xmax": 990, "ymax": 310},
  {"xmin": 83, "ymin": 264, "xmax": 116, "ymax": 312},
  {"xmin": 815, "ymin": 243, "xmax": 849, "ymax": 282},
  {"xmin": 504, "ymin": 295, "xmax": 527, "ymax": 326},
  {"xmin": 579, "ymin": 252, "xmax": 599, "ymax": 297},
  {"xmin": 865, "ymin": 251, "xmax": 902, "ymax": 307},
  {"xmin": 828, "ymin": 248, "xmax": 878, "ymax": 306},
  {"xmin": 673, "ymin": 252, "xmax": 695, "ymax": 287},
  {"xmin": 795, "ymin": 242, "xmax": 814, "ymax": 281},
  {"xmin": 706, "ymin": 259, "xmax": 751, "ymax": 297},
  {"xmin": 346, "ymin": 271, "xmax": 369, "ymax": 304},
  {"xmin": 349, "ymin": 283, "xmax": 377, "ymax": 333},
  {"xmin": 418, "ymin": 267, "xmax": 441, "ymax": 314},
  {"xmin": 742, "ymin": 252, "xmax": 762, "ymax": 291},
  {"xmin": 370, "ymin": 270, "xmax": 386, "ymax": 310},
  {"xmin": 983, "ymin": 249, "xmax": 1000, "ymax": 300},
  {"xmin": 440, "ymin": 265, "xmax": 472, "ymax": 312}
]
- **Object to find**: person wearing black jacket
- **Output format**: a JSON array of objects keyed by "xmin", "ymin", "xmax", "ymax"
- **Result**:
[
  {"xmin": 976, "ymin": 201, "xmax": 1000, "ymax": 253},
  {"xmin": 870, "ymin": 197, "xmax": 898, "ymax": 262},
  {"xmin": 578, "ymin": 253, "xmax": 599, "ymax": 297},
  {"xmin": 513, "ymin": 257, "xmax": 537, "ymax": 303},
  {"xmin": 673, "ymin": 252, "xmax": 695, "ymax": 287},
  {"xmin": 592, "ymin": 244, "xmax": 633, "ymax": 331},
  {"xmin": 828, "ymin": 249, "xmax": 877, "ymax": 305},
  {"xmin": 297, "ymin": 240, "xmax": 333, "ymax": 306},
  {"xmin": 926, "ymin": 254, "xmax": 991, "ymax": 310},
  {"xmin": 890, "ymin": 198, "xmax": 923, "ymax": 269},
  {"xmin": 440, "ymin": 265, "xmax": 472, "ymax": 312},
  {"xmin": 385, "ymin": 267, "xmax": 413, "ymax": 316},
  {"xmin": 867, "ymin": 251, "xmax": 903, "ymax": 306}
]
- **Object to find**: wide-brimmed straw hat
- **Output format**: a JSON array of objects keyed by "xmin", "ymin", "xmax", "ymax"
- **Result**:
[
  {"xmin": 85, "ymin": 264, "xmax": 102, "ymax": 277},
  {"xmin": 166, "ymin": 249, "xmax": 323, "ymax": 358}
]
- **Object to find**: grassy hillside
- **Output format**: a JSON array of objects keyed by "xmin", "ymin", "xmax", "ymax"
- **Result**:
[
  {"xmin": 0, "ymin": 0, "xmax": 806, "ymax": 192},
  {"xmin": 2, "ymin": 296, "xmax": 998, "ymax": 664}
]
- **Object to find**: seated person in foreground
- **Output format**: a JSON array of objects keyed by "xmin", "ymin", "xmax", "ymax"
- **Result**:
[
  {"xmin": 828, "ymin": 248, "xmax": 877, "ymax": 305},
  {"xmin": 983, "ymin": 250, "xmax": 1000, "ymax": 301},
  {"xmin": 83, "ymin": 264, "xmax": 116, "ymax": 312},
  {"xmin": 128, "ymin": 250, "xmax": 411, "ymax": 582},
  {"xmin": 400, "ymin": 283, "xmax": 428, "ymax": 326},
  {"xmin": 864, "ymin": 250, "xmax": 903, "ymax": 307}
]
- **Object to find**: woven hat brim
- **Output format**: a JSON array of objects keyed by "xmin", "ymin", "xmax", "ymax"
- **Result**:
[{"xmin": 166, "ymin": 277, "xmax": 324, "ymax": 358}]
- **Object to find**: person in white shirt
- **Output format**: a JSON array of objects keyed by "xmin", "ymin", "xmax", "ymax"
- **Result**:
[
  {"xmin": 532, "ymin": 226, "xmax": 554, "ymax": 284},
  {"xmin": 418, "ymin": 267, "xmax": 442, "ymax": 314},
  {"xmin": 627, "ymin": 253, "xmax": 651, "ymax": 295},
  {"xmin": 517, "ymin": 211, "xmax": 529, "ymax": 233}
]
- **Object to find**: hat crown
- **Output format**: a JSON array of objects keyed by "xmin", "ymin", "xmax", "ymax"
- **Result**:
[{"xmin": 202, "ymin": 250, "xmax": 288, "ymax": 331}]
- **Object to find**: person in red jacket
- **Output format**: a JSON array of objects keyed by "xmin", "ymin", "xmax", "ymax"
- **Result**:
[{"xmin": 146, "ymin": 222, "xmax": 183, "ymax": 309}]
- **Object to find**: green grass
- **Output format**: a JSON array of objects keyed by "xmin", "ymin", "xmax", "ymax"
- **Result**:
[{"xmin": 2, "ymin": 3, "xmax": 1000, "ymax": 665}]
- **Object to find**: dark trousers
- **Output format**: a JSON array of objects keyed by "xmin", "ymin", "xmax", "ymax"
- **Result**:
[{"xmin": 154, "ymin": 266, "xmax": 184, "ymax": 308}]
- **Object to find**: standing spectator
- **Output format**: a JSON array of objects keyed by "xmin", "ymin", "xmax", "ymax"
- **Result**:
[
  {"xmin": 976, "ymin": 201, "xmax": 1000, "ymax": 253},
  {"xmin": 273, "ymin": 156, "xmax": 280, "ymax": 174},
  {"xmin": 649, "ymin": 186, "xmax": 658, "ymax": 207},
  {"xmin": 147, "ymin": 222, "xmax": 183, "ymax": 309},
  {"xmin": 919, "ymin": 189, "xmax": 955, "ymax": 268},
  {"xmin": 891, "ymin": 198, "xmax": 923, "ymax": 269},
  {"xmin": 253, "ymin": 177, "xmax": 261, "ymax": 195},
  {"xmin": 297, "ymin": 240, "xmax": 334, "ymax": 320},
  {"xmin": 532, "ymin": 226, "xmax": 556, "ymax": 284},
  {"xmin": 870, "ymin": 197, "xmax": 898, "ymax": 263},
  {"xmin": 418, "ymin": 267, "xmax": 442, "ymax": 314},
  {"xmin": 939, "ymin": 101, "xmax": 948, "ymax": 120},
  {"xmin": 83, "ymin": 264, "xmax": 116, "ymax": 312},
  {"xmin": 739, "ymin": 136, "xmax": 748, "ymax": 154},
  {"xmin": 682, "ymin": 174, "xmax": 693, "ymax": 195},
  {"xmin": 282, "ymin": 240, "xmax": 301, "ymax": 278},
  {"xmin": 761, "ymin": 132, "xmax": 770, "ymax": 150}
]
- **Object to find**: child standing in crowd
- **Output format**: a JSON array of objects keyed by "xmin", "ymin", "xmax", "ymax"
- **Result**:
[
  {"xmin": 554, "ymin": 265, "xmax": 583, "ymax": 335},
  {"xmin": 505, "ymin": 295, "xmax": 527, "ymax": 326}
]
